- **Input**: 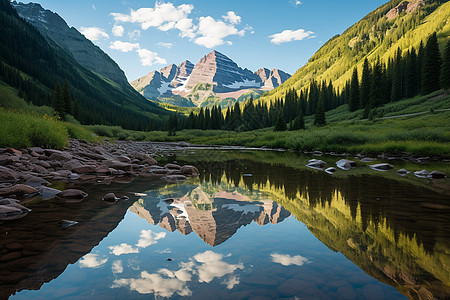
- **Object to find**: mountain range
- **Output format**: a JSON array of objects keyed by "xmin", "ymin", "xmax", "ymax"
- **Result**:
[
  {"xmin": 131, "ymin": 50, "xmax": 290, "ymax": 107},
  {"xmin": 0, "ymin": 0, "xmax": 169, "ymax": 131}
]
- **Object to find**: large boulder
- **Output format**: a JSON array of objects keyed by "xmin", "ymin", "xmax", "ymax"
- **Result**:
[
  {"xmin": 104, "ymin": 160, "xmax": 132, "ymax": 172},
  {"xmin": 117, "ymin": 156, "xmax": 131, "ymax": 163},
  {"xmin": 0, "ymin": 166, "xmax": 19, "ymax": 183},
  {"xmin": 46, "ymin": 150, "xmax": 72, "ymax": 161},
  {"xmin": 0, "ymin": 184, "xmax": 39, "ymax": 196},
  {"xmin": 72, "ymin": 165, "xmax": 97, "ymax": 174},
  {"xmin": 306, "ymin": 159, "xmax": 326, "ymax": 169},
  {"xmin": 62, "ymin": 159, "xmax": 83, "ymax": 171},
  {"xmin": 24, "ymin": 176, "xmax": 50, "ymax": 187},
  {"xmin": 165, "ymin": 163, "xmax": 181, "ymax": 170},
  {"xmin": 57, "ymin": 189, "xmax": 88, "ymax": 199},
  {"xmin": 180, "ymin": 165, "xmax": 199, "ymax": 177},
  {"xmin": 336, "ymin": 159, "xmax": 357, "ymax": 170},
  {"xmin": 414, "ymin": 169, "xmax": 429, "ymax": 178},
  {"xmin": 428, "ymin": 170, "xmax": 445, "ymax": 179}
]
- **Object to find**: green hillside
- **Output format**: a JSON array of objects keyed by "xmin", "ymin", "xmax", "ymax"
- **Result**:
[
  {"xmin": 259, "ymin": 0, "xmax": 450, "ymax": 104},
  {"xmin": 0, "ymin": 0, "xmax": 170, "ymax": 131}
]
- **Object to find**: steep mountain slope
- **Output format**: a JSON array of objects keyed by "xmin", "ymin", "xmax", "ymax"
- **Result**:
[
  {"xmin": 258, "ymin": 0, "xmax": 450, "ymax": 104},
  {"xmin": 12, "ymin": 1, "xmax": 129, "ymax": 88},
  {"xmin": 131, "ymin": 50, "xmax": 291, "ymax": 107},
  {"xmin": 0, "ymin": 0, "xmax": 168, "ymax": 130}
]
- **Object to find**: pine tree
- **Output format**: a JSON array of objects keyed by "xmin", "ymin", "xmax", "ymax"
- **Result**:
[
  {"xmin": 360, "ymin": 58, "xmax": 371, "ymax": 110},
  {"xmin": 62, "ymin": 79, "xmax": 72, "ymax": 116},
  {"xmin": 422, "ymin": 32, "xmax": 442, "ymax": 94},
  {"xmin": 274, "ymin": 111, "xmax": 287, "ymax": 131},
  {"xmin": 370, "ymin": 59, "xmax": 383, "ymax": 108},
  {"xmin": 349, "ymin": 67, "xmax": 360, "ymax": 111},
  {"xmin": 391, "ymin": 48, "xmax": 403, "ymax": 101},
  {"xmin": 405, "ymin": 47, "xmax": 418, "ymax": 97},
  {"xmin": 292, "ymin": 109, "xmax": 305, "ymax": 130},
  {"xmin": 314, "ymin": 94, "xmax": 326, "ymax": 126},
  {"xmin": 51, "ymin": 80, "xmax": 65, "ymax": 119},
  {"xmin": 440, "ymin": 39, "xmax": 450, "ymax": 89}
]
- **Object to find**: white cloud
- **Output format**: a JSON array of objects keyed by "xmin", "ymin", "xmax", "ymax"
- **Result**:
[
  {"xmin": 174, "ymin": 18, "xmax": 197, "ymax": 38},
  {"xmin": 269, "ymin": 29, "xmax": 315, "ymax": 45},
  {"xmin": 92, "ymin": 4, "xmax": 96, "ymax": 11},
  {"xmin": 111, "ymin": 251, "xmax": 243, "ymax": 296},
  {"xmin": 109, "ymin": 243, "xmax": 140, "ymax": 256},
  {"xmin": 128, "ymin": 29, "xmax": 141, "ymax": 40},
  {"xmin": 79, "ymin": 254, "xmax": 108, "ymax": 268},
  {"xmin": 193, "ymin": 251, "xmax": 244, "ymax": 283},
  {"xmin": 222, "ymin": 11, "xmax": 241, "ymax": 24},
  {"xmin": 112, "ymin": 271, "xmax": 192, "ymax": 297},
  {"xmin": 223, "ymin": 275, "xmax": 240, "ymax": 289},
  {"xmin": 110, "ymin": 41, "xmax": 140, "ymax": 52},
  {"xmin": 136, "ymin": 230, "xmax": 166, "ymax": 248},
  {"xmin": 137, "ymin": 49, "xmax": 167, "ymax": 67},
  {"xmin": 157, "ymin": 42, "xmax": 173, "ymax": 48},
  {"xmin": 110, "ymin": 3, "xmax": 248, "ymax": 47},
  {"xmin": 79, "ymin": 26, "xmax": 109, "ymax": 41},
  {"xmin": 156, "ymin": 248, "xmax": 172, "ymax": 254},
  {"xmin": 112, "ymin": 260, "xmax": 124, "ymax": 274},
  {"xmin": 194, "ymin": 16, "xmax": 244, "ymax": 48},
  {"xmin": 111, "ymin": 3, "xmax": 194, "ymax": 36},
  {"xmin": 112, "ymin": 24, "xmax": 124, "ymax": 37},
  {"xmin": 270, "ymin": 253, "xmax": 310, "ymax": 266},
  {"xmin": 292, "ymin": 0, "xmax": 303, "ymax": 6}
]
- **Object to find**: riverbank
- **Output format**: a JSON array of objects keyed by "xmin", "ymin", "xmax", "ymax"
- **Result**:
[{"xmin": 0, "ymin": 139, "xmax": 199, "ymax": 221}]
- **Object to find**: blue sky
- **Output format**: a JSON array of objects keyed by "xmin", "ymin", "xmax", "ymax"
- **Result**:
[{"xmin": 27, "ymin": 0, "xmax": 387, "ymax": 81}]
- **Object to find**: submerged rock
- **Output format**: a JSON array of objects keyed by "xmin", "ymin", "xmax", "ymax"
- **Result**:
[
  {"xmin": 336, "ymin": 159, "xmax": 357, "ymax": 170},
  {"xmin": 59, "ymin": 219, "xmax": 78, "ymax": 228},
  {"xmin": 57, "ymin": 189, "xmax": 88, "ymax": 199},
  {"xmin": 38, "ymin": 186, "xmax": 62, "ymax": 200},
  {"xmin": 102, "ymin": 193, "xmax": 119, "ymax": 202},
  {"xmin": 162, "ymin": 175, "xmax": 188, "ymax": 182},
  {"xmin": 369, "ymin": 163, "xmax": 393, "ymax": 171}
]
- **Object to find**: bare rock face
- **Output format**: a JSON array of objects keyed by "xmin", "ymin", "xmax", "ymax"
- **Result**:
[
  {"xmin": 386, "ymin": 0, "xmax": 427, "ymax": 20},
  {"xmin": 185, "ymin": 50, "xmax": 261, "ymax": 93},
  {"xmin": 256, "ymin": 68, "xmax": 291, "ymax": 90},
  {"xmin": 12, "ymin": 2, "xmax": 130, "ymax": 88}
]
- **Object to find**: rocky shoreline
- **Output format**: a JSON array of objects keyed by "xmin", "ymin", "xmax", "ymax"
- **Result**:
[{"xmin": 0, "ymin": 139, "xmax": 199, "ymax": 221}]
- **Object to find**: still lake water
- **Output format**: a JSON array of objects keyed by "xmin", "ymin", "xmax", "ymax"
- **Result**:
[{"xmin": 2, "ymin": 150, "xmax": 449, "ymax": 299}]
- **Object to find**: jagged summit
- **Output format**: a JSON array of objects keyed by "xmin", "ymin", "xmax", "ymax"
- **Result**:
[{"xmin": 131, "ymin": 50, "xmax": 291, "ymax": 107}]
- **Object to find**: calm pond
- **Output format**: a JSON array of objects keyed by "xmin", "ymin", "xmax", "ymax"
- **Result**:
[{"xmin": 2, "ymin": 149, "xmax": 449, "ymax": 299}]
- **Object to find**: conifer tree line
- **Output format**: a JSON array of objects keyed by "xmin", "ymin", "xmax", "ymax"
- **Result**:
[
  {"xmin": 346, "ymin": 33, "xmax": 449, "ymax": 115},
  {"xmin": 168, "ymin": 32, "xmax": 449, "ymax": 133}
]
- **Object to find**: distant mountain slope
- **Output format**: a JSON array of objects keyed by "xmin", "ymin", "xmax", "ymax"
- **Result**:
[
  {"xmin": 12, "ymin": 1, "xmax": 130, "ymax": 88},
  {"xmin": 0, "ymin": 0, "xmax": 169, "ymax": 130},
  {"xmin": 131, "ymin": 50, "xmax": 291, "ymax": 107},
  {"xmin": 258, "ymin": 0, "xmax": 450, "ymax": 104}
]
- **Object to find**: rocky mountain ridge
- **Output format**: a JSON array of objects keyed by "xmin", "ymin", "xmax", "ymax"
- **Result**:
[
  {"xmin": 12, "ymin": 1, "xmax": 130, "ymax": 88},
  {"xmin": 131, "ymin": 50, "xmax": 291, "ymax": 107}
]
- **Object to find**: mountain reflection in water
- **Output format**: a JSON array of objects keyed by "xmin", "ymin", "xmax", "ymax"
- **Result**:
[{"xmin": 4, "ymin": 150, "xmax": 450, "ymax": 299}]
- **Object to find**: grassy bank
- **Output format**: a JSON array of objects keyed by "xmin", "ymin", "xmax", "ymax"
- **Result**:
[
  {"xmin": 87, "ymin": 92, "xmax": 450, "ymax": 157},
  {"xmin": 0, "ymin": 109, "xmax": 97, "ymax": 149}
]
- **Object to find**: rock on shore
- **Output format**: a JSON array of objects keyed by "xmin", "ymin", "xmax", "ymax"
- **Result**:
[{"xmin": 0, "ymin": 139, "xmax": 200, "ymax": 221}]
